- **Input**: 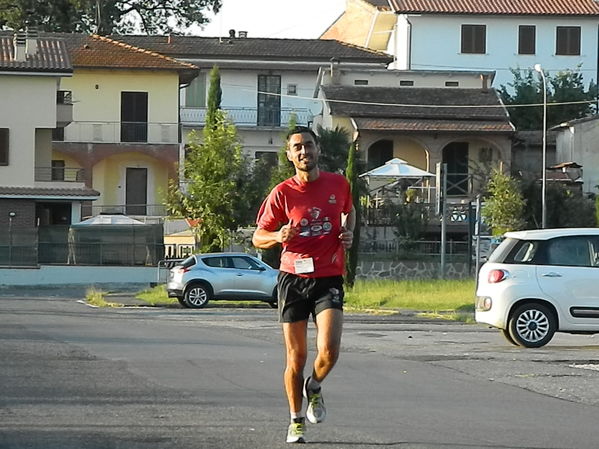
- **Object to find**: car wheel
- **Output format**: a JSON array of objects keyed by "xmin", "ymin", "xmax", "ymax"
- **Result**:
[
  {"xmin": 176, "ymin": 297, "xmax": 189, "ymax": 308},
  {"xmin": 500, "ymin": 328, "xmax": 518, "ymax": 346},
  {"xmin": 184, "ymin": 283, "xmax": 212, "ymax": 309},
  {"xmin": 508, "ymin": 303, "xmax": 556, "ymax": 348},
  {"xmin": 268, "ymin": 288, "xmax": 278, "ymax": 308}
]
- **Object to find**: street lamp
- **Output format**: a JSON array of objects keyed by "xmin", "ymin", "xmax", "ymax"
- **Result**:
[{"xmin": 534, "ymin": 63, "xmax": 547, "ymax": 229}]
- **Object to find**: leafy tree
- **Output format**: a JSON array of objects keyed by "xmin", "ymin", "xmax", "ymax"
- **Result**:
[
  {"xmin": 205, "ymin": 64, "xmax": 222, "ymax": 129},
  {"xmin": 344, "ymin": 141, "xmax": 361, "ymax": 287},
  {"xmin": 521, "ymin": 180, "xmax": 595, "ymax": 229},
  {"xmin": 500, "ymin": 67, "xmax": 596, "ymax": 130},
  {"xmin": 317, "ymin": 125, "xmax": 350, "ymax": 173},
  {"xmin": 0, "ymin": 0, "xmax": 222, "ymax": 35},
  {"xmin": 166, "ymin": 66, "xmax": 242, "ymax": 252},
  {"xmin": 482, "ymin": 170, "xmax": 526, "ymax": 236}
]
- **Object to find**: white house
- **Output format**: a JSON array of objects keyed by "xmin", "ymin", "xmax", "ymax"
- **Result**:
[
  {"xmin": 113, "ymin": 32, "xmax": 393, "ymax": 162},
  {"xmin": 324, "ymin": 0, "xmax": 599, "ymax": 89}
]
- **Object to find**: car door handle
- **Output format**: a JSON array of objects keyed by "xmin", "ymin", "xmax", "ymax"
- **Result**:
[
  {"xmin": 236, "ymin": 273, "xmax": 243, "ymax": 276},
  {"xmin": 542, "ymin": 272, "xmax": 562, "ymax": 278}
]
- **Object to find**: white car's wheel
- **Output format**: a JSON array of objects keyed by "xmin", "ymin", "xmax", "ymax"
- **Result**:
[
  {"xmin": 508, "ymin": 303, "xmax": 556, "ymax": 348},
  {"xmin": 184, "ymin": 283, "xmax": 211, "ymax": 309}
]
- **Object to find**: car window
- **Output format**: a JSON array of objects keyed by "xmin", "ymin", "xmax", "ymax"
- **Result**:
[
  {"xmin": 180, "ymin": 255, "xmax": 196, "ymax": 269},
  {"xmin": 231, "ymin": 256, "xmax": 261, "ymax": 270},
  {"xmin": 545, "ymin": 236, "xmax": 591, "ymax": 267},
  {"xmin": 500, "ymin": 239, "xmax": 539, "ymax": 264},
  {"xmin": 588, "ymin": 237, "xmax": 599, "ymax": 267},
  {"xmin": 203, "ymin": 256, "xmax": 227, "ymax": 268}
]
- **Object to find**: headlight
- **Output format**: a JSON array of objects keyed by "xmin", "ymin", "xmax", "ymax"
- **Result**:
[{"xmin": 476, "ymin": 296, "xmax": 492, "ymax": 311}]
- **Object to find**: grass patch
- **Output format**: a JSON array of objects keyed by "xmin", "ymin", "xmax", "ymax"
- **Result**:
[
  {"xmin": 135, "ymin": 279, "xmax": 476, "ymax": 320},
  {"xmin": 85, "ymin": 287, "xmax": 123, "ymax": 308},
  {"xmin": 345, "ymin": 279, "xmax": 475, "ymax": 316},
  {"xmin": 136, "ymin": 285, "xmax": 178, "ymax": 306}
]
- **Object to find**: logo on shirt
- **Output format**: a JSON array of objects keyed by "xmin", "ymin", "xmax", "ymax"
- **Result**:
[
  {"xmin": 310, "ymin": 207, "xmax": 321, "ymax": 220},
  {"xmin": 329, "ymin": 194, "xmax": 337, "ymax": 204}
]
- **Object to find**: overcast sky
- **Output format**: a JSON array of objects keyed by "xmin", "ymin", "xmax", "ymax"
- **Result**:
[{"xmin": 189, "ymin": 0, "xmax": 346, "ymax": 39}]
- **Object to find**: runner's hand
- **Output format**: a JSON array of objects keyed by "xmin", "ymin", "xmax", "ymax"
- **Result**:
[
  {"xmin": 339, "ymin": 227, "xmax": 353, "ymax": 249},
  {"xmin": 277, "ymin": 224, "xmax": 298, "ymax": 243}
]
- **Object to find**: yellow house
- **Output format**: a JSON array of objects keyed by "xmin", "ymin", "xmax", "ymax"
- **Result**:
[
  {"xmin": 321, "ymin": 0, "xmax": 396, "ymax": 52},
  {"xmin": 51, "ymin": 34, "xmax": 198, "ymax": 219}
]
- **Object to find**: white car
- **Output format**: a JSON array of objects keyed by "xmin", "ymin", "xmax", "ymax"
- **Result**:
[{"xmin": 476, "ymin": 228, "xmax": 599, "ymax": 348}]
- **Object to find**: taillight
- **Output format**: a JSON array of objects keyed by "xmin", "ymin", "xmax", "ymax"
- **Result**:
[{"xmin": 488, "ymin": 269, "xmax": 508, "ymax": 283}]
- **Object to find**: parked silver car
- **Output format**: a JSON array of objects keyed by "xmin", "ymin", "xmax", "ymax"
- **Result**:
[{"xmin": 166, "ymin": 253, "xmax": 279, "ymax": 309}]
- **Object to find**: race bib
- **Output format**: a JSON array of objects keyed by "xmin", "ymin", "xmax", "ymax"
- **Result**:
[{"xmin": 294, "ymin": 257, "xmax": 314, "ymax": 274}]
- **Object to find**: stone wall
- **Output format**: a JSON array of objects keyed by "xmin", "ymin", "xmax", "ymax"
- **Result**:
[{"xmin": 356, "ymin": 260, "xmax": 471, "ymax": 280}]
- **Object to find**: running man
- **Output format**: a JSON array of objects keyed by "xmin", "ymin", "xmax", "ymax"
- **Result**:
[{"xmin": 252, "ymin": 126, "xmax": 355, "ymax": 443}]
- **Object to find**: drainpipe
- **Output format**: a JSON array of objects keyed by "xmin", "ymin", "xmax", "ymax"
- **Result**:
[{"xmin": 406, "ymin": 16, "xmax": 412, "ymax": 70}]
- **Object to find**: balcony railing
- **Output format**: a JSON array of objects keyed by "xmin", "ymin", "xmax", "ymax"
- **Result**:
[
  {"xmin": 56, "ymin": 121, "xmax": 179, "ymax": 144},
  {"xmin": 35, "ymin": 166, "xmax": 86, "ymax": 182},
  {"xmin": 180, "ymin": 107, "xmax": 312, "ymax": 127},
  {"xmin": 81, "ymin": 203, "xmax": 167, "ymax": 219}
]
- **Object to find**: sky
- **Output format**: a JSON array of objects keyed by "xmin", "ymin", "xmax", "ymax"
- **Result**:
[{"xmin": 189, "ymin": 0, "xmax": 346, "ymax": 39}]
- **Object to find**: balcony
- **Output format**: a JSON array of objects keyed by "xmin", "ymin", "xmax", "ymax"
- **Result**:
[
  {"xmin": 180, "ymin": 107, "xmax": 312, "ymax": 128},
  {"xmin": 35, "ymin": 166, "xmax": 86, "ymax": 183},
  {"xmin": 56, "ymin": 121, "xmax": 179, "ymax": 144}
]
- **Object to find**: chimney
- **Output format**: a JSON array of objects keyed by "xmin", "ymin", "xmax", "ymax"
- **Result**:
[
  {"xmin": 25, "ymin": 26, "xmax": 38, "ymax": 56},
  {"xmin": 238, "ymin": 31, "xmax": 248, "ymax": 38},
  {"xmin": 481, "ymin": 73, "xmax": 489, "ymax": 91},
  {"xmin": 228, "ymin": 29, "xmax": 236, "ymax": 38},
  {"xmin": 13, "ymin": 30, "xmax": 27, "ymax": 62},
  {"xmin": 330, "ymin": 57, "xmax": 341, "ymax": 85}
]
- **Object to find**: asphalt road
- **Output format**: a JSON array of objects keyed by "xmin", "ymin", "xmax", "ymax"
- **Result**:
[{"xmin": 1, "ymin": 294, "xmax": 599, "ymax": 449}]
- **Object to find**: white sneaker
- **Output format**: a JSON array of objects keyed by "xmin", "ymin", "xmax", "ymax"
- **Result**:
[
  {"xmin": 303, "ymin": 377, "xmax": 326, "ymax": 424},
  {"xmin": 286, "ymin": 420, "xmax": 306, "ymax": 443}
]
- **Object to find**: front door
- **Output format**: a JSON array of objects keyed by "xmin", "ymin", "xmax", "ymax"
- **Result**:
[
  {"xmin": 125, "ymin": 167, "xmax": 147, "ymax": 215},
  {"xmin": 443, "ymin": 142, "xmax": 469, "ymax": 195}
]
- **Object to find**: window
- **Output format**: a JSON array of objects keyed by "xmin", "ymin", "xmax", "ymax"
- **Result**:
[
  {"xmin": 287, "ymin": 84, "xmax": 297, "ymax": 96},
  {"xmin": 231, "ymin": 256, "xmax": 262, "ymax": 270},
  {"xmin": 0, "ymin": 128, "xmax": 8, "ymax": 165},
  {"xmin": 399, "ymin": 80, "xmax": 414, "ymax": 86},
  {"xmin": 461, "ymin": 24, "xmax": 486, "ymax": 54},
  {"xmin": 51, "ymin": 160, "xmax": 65, "ymax": 181},
  {"xmin": 121, "ymin": 91, "xmax": 148, "ymax": 142},
  {"xmin": 185, "ymin": 73, "xmax": 206, "ymax": 108},
  {"xmin": 518, "ymin": 25, "xmax": 535, "ymax": 55},
  {"xmin": 546, "ymin": 236, "xmax": 591, "ymax": 267},
  {"xmin": 354, "ymin": 79, "xmax": 369, "ymax": 85},
  {"xmin": 257, "ymin": 75, "xmax": 281, "ymax": 126},
  {"xmin": 203, "ymin": 256, "xmax": 227, "ymax": 268},
  {"xmin": 556, "ymin": 26, "xmax": 581, "ymax": 55},
  {"xmin": 445, "ymin": 81, "xmax": 459, "ymax": 87}
]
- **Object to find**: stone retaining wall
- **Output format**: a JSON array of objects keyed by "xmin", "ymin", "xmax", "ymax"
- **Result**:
[{"xmin": 356, "ymin": 260, "xmax": 472, "ymax": 280}]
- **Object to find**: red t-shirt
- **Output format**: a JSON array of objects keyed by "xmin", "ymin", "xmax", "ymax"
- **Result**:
[{"xmin": 256, "ymin": 171, "xmax": 353, "ymax": 278}]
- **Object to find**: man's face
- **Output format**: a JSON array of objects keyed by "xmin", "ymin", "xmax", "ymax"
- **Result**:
[{"xmin": 287, "ymin": 132, "xmax": 320, "ymax": 172}]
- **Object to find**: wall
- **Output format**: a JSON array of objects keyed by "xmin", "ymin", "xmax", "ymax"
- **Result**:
[
  {"xmin": 92, "ymin": 152, "xmax": 168, "ymax": 207},
  {"xmin": 556, "ymin": 119, "xmax": 599, "ymax": 194},
  {"xmin": 0, "ymin": 75, "xmax": 58, "ymax": 186},
  {"xmin": 407, "ymin": 15, "xmax": 598, "ymax": 88},
  {"xmin": 60, "ymin": 69, "xmax": 180, "ymax": 144},
  {"xmin": 357, "ymin": 260, "xmax": 471, "ymax": 279},
  {"xmin": 0, "ymin": 265, "xmax": 156, "ymax": 286}
]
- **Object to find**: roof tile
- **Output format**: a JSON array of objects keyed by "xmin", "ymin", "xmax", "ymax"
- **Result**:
[
  {"xmin": 110, "ymin": 35, "xmax": 393, "ymax": 63},
  {"xmin": 0, "ymin": 36, "xmax": 72, "ymax": 73},
  {"xmin": 389, "ymin": 0, "xmax": 599, "ymax": 15}
]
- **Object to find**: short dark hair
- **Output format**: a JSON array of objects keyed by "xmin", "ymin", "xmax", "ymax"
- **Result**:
[{"xmin": 286, "ymin": 126, "xmax": 319, "ymax": 145}]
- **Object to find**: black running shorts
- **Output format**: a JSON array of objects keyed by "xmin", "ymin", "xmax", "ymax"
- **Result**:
[{"xmin": 277, "ymin": 272, "xmax": 344, "ymax": 323}]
